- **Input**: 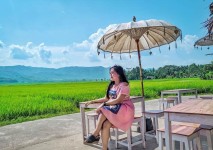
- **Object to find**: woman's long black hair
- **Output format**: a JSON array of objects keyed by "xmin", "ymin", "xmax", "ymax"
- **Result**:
[{"xmin": 106, "ymin": 65, "xmax": 129, "ymax": 99}]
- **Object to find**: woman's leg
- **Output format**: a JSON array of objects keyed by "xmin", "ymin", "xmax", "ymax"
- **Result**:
[
  {"xmin": 92, "ymin": 113, "xmax": 107, "ymax": 136},
  {"xmin": 101, "ymin": 120, "xmax": 112, "ymax": 150}
]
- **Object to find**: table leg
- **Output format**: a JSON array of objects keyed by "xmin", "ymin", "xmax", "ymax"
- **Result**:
[
  {"xmin": 195, "ymin": 90, "xmax": 198, "ymax": 98},
  {"xmin": 80, "ymin": 106, "xmax": 86, "ymax": 143},
  {"xmin": 154, "ymin": 116, "xmax": 159, "ymax": 143},
  {"xmin": 160, "ymin": 93, "xmax": 164, "ymax": 109},
  {"xmin": 165, "ymin": 112, "xmax": 172, "ymax": 150},
  {"xmin": 178, "ymin": 92, "xmax": 181, "ymax": 104}
]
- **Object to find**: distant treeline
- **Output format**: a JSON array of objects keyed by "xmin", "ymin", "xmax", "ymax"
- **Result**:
[{"xmin": 126, "ymin": 61, "xmax": 213, "ymax": 80}]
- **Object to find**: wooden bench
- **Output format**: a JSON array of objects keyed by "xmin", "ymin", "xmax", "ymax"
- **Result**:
[{"xmin": 158, "ymin": 124, "xmax": 201, "ymax": 150}]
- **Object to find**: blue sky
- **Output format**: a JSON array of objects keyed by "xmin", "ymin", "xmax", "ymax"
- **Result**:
[{"xmin": 0, "ymin": 0, "xmax": 212, "ymax": 69}]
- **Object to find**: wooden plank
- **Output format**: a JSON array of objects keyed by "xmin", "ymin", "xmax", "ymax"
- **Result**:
[
  {"xmin": 169, "ymin": 113, "xmax": 213, "ymax": 126},
  {"xmin": 158, "ymin": 124, "xmax": 200, "ymax": 136},
  {"xmin": 164, "ymin": 100, "xmax": 213, "ymax": 116},
  {"xmin": 80, "ymin": 96, "xmax": 144, "ymax": 108}
]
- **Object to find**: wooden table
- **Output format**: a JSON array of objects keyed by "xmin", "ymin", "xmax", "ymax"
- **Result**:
[
  {"xmin": 80, "ymin": 96, "xmax": 145, "ymax": 143},
  {"xmin": 164, "ymin": 99, "xmax": 213, "ymax": 150},
  {"xmin": 161, "ymin": 89, "xmax": 198, "ymax": 105}
]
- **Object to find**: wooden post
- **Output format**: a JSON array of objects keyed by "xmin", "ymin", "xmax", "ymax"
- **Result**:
[
  {"xmin": 135, "ymin": 39, "xmax": 146, "ymax": 148},
  {"xmin": 80, "ymin": 105, "xmax": 86, "ymax": 143}
]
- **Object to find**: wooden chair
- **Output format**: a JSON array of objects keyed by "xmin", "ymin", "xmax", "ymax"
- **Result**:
[
  {"xmin": 114, "ymin": 98, "xmax": 146, "ymax": 150},
  {"xmin": 158, "ymin": 124, "xmax": 201, "ymax": 150}
]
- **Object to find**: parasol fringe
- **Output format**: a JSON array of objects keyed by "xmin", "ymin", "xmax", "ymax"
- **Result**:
[
  {"xmin": 97, "ymin": 49, "xmax": 100, "ymax": 55},
  {"xmin": 164, "ymin": 27, "xmax": 165, "ymax": 36},
  {"xmin": 169, "ymin": 45, "xmax": 170, "ymax": 50},
  {"xmin": 114, "ymin": 35, "xmax": 116, "ymax": 40},
  {"xmin": 103, "ymin": 37, "xmax": 105, "ymax": 44},
  {"xmin": 129, "ymin": 49, "xmax": 131, "ymax": 58},
  {"xmin": 97, "ymin": 45, "xmax": 100, "ymax": 49},
  {"xmin": 175, "ymin": 41, "xmax": 177, "ymax": 49},
  {"xmin": 104, "ymin": 52, "xmax": 106, "ymax": 58}
]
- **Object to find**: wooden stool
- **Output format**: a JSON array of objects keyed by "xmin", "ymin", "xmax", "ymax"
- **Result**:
[
  {"xmin": 115, "ymin": 114, "xmax": 146, "ymax": 150},
  {"xmin": 145, "ymin": 110, "xmax": 164, "ymax": 143},
  {"xmin": 158, "ymin": 124, "xmax": 201, "ymax": 150},
  {"xmin": 163, "ymin": 96, "xmax": 177, "ymax": 110},
  {"xmin": 199, "ymin": 125, "xmax": 213, "ymax": 150},
  {"xmin": 86, "ymin": 113, "xmax": 98, "ymax": 135}
]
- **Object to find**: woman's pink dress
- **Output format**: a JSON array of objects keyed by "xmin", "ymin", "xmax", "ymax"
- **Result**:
[{"xmin": 100, "ymin": 82, "xmax": 135, "ymax": 132}]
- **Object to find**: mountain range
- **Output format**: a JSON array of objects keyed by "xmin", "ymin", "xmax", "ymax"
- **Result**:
[{"xmin": 0, "ymin": 65, "xmax": 110, "ymax": 84}]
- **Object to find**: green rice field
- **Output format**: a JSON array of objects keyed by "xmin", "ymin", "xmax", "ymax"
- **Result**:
[{"xmin": 0, "ymin": 78, "xmax": 212, "ymax": 126}]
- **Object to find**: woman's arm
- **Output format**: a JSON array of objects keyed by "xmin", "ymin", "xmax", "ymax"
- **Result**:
[
  {"xmin": 104, "ymin": 94, "xmax": 126, "ymax": 105},
  {"xmin": 95, "ymin": 94, "xmax": 126, "ymax": 113},
  {"xmin": 95, "ymin": 94, "xmax": 127, "ymax": 113},
  {"xmin": 85, "ymin": 96, "xmax": 108, "ymax": 106},
  {"xmin": 92, "ymin": 96, "xmax": 108, "ymax": 103}
]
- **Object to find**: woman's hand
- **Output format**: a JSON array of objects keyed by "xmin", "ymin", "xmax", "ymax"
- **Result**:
[
  {"xmin": 95, "ymin": 107, "xmax": 101, "ymax": 114},
  {"xmin": 95, "ymin": 103, "xmax": 104, "ymax": 113},
  {"xmin": 85, "ymin": 100, "xmax": 94, "ymax": 107}
]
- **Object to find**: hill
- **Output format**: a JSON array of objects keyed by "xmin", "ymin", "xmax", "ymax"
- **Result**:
[{"xmin": 0, "ymin": 65, "xmax": 110, "ymax": 83}]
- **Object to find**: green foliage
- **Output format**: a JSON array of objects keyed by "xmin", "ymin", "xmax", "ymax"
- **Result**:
[
  {"xmin": 0, "ymin": 78, "xmax": 212, "ymax": 126},
  {"xmin": 126, "ymin": 63, "xmax": 213, "ymax": 80}
]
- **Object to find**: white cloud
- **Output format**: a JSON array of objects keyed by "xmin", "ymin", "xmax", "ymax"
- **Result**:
[
  {"xmin": 9, "ymin": 44, "xmax": 33, "ymax": 60},
  {"xmin": 0, "ymin": 40, "xmax": 4, "ymax": 48},
  {"xmin": 178, "ymin": 35, "xmax": 198, "ymax": 53},
  {"xmin": 26, "ymin": 42, "xmax": 33, "ymax": 49},
  {"xmin": 0, "ymin": 29, "xmax": 211, "ymax": 69},
  {"xmin": 72, "ymin": 24, "xmax": 117, "ymax": 63},
  {"xmin": 73, "ymin": 40, "xmax": 91, "ymax": 49},
  {"xmin": 39, "ymin": 49, "xmax": 52, "ymax": 63}
]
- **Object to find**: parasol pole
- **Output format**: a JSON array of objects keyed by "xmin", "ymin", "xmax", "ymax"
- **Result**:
[
  {"xmin": 135, "ymin": 39, "xmax": 146, "ymax": 148},
  {"xmin": 135, "ymin": 39, "xmax": 145, "ymax": 98}
]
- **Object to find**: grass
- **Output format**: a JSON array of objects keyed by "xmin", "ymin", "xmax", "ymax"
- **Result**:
[{"xmin": 0, "ymin": 78, "xmax": 212, "ymax": 126}]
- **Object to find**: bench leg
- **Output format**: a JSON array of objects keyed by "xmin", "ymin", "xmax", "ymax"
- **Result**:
[
  {"xmin": 87, "ymin": 118, "xmax": 90, "ymax": 135},
  {"xmin": 158, "ymin": 132, "xmax": 163, "ymax": 150},
  {"xmin": 127, "ymin": 128, "xmax": 132, "ymax": 150},
  {"xmin": 184, "ymin": 139, "xmax": 190, "ymax": 150},
  {"xmin": 206, "ymin": 130, "xmax": 213, "ymax": 150},
  {"xmin": 180, "ymin": 141, "xmax": 184, "ymax": 150},
  {"xmin": 115, "ymin": 128, "xmax": 118, "ymax": 148},
  {"xmin": 172, "ymin": 141, "xmax": 175, "ymax": 150},
  {"xmin": 195, "ymin": 136, "xmax": 201, "ymax": 150}
]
